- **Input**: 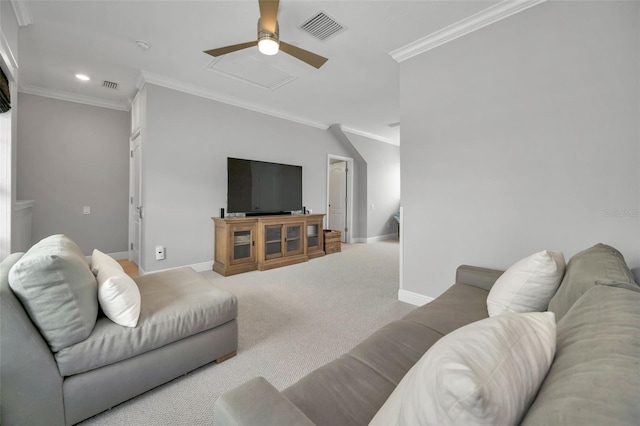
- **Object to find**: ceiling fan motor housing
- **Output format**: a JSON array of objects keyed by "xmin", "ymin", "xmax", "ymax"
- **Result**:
[{"xmin": 258, "ymin": 19, "xmax": 279, "ymax": 44}]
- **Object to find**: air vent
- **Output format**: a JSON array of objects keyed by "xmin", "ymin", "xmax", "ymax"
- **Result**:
[
  {"xmin": 299, "ymin": 11, "xmax": 345, "ymax": 41},
  {"xmin": 102, "ymin": 80, "xmax": 118, "ymax": 90}
]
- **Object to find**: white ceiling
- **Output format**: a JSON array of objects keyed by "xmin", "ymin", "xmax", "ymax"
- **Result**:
[{"xmin": 15, "ymin": 0, "xmax": 499, "ymax": 144}]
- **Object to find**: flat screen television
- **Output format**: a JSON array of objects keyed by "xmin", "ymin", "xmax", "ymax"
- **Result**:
[{"xmin": 227, "ymin": 157, "xmax": 302, "ymax": 215}]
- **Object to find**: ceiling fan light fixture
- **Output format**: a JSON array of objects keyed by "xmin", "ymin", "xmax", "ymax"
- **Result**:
[{"xmin": 258, "ymin": 38, "xmax": 279, "ymax": 55}]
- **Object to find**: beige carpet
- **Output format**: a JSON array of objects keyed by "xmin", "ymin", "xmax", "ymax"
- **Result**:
[{"xmin": 81, "ymin": 241, "xmax": 414, "ymax": 425}]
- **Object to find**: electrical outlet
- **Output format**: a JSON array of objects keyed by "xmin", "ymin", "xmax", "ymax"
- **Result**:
[
  {"xmin": 155, "ymin": 245, "xmax": 165, "ymax": 260},
  {"xmin": 83, "ymin": 206, "xmax": 91, "ymax": 215}
]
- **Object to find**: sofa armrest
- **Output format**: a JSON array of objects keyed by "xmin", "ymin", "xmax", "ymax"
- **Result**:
[
  {"xmin": 214, "ymin": 377, "xmax": 315, "ymax": 426},
  {"xmin": 456, "ymin": 265, "xmax": 504, "ymax": 292},
  {"xmin": 1, "ymin": 253, "xmax": 65, "ymax": 426}
]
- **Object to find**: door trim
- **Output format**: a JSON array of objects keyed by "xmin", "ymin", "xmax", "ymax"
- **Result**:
[
  {"xmin": 128, "ymin": 130, "xmax": 142, "ymax": 266},
  {"xmin": 326, "ymin": 154, "xmax": 354, "ymax": 244}
]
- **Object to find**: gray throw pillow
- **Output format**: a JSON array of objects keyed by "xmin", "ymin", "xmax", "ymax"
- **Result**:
[
  {"xmin": 8, "ymin": 234, "xmax": 98, "ymax": 352},
  {"xmin": 522, "ymin": 285, "xmax": 640, "ymax": 425},
  {"xmin": 547, "ymin": 243, "xmax": 636, "ymax": 322}
]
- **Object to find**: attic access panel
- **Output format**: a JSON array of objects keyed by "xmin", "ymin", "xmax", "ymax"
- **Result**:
[{"xmin": 206, "ymin": 54, "xmax": 297, "ymax": 90}]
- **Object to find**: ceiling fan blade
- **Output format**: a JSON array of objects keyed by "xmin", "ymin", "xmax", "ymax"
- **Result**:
[
  {"xmin": 204, "ymin": 41, "xmax": 258, "ymax": 57},
  {"xmin": 279, "ymin": 41, "xmax": 328, "ymax": 69},
  {"xmin": 259, "ymin": 0, "xmax": 280, "ymax": 33}
]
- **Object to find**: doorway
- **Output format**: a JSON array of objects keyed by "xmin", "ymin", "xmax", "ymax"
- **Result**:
[
  {"xmin": 326, "ymin": 155, "xmax": 354, "ymax": 243},
  {"xmin": 129, "ymin": 130, "xmax": 142, "ymax": 267}
]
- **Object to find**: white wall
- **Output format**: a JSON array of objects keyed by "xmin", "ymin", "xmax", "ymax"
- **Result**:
[
  {"xmin": 140, "ymin": 84, "xmax": 356, "ymax": 272},
  {"xmin": 400, "ymin": 1, "xmax": 640, "ymax": 299},
  {"xmin": 346, "ymin": 132, "xmax": 400, "ymax": 239},
  {"xmin": 16, "ymin": 93, "xmax": 130, "ymax": 254}
]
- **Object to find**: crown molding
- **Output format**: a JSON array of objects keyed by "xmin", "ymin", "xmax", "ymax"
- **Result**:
[
  {"xmin": 390, "ymin": 0, "xmax": 548, "ymax": 63},
  {"xmin": 10, "ymin": 0, "xmax": 34, "ymax": 27},
  {"xmin": 138, "ymin": 71, "xmax": 395, "ymax": 144},
  {"xmin": 342, "ymin": 126, "xmax": 398, "ymax": 146},
  {"xmin": 19, "ymin": 84, "xmax": 130, "ymax": 111},
  {"xmin": 134, "ymin": 71, "xmax": 146, "ymax": 91},
  {"xmin": 140, "ymin": 70, "xmax": 327, "ymax": 130}
]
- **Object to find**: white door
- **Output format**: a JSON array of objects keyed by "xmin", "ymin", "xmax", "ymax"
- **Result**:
[
  {"xmin": 328, "ymin": 161, "xmax": 347, "ymax": 241},
  {"xmin": 129, "ymin": 132, "xmax": 142, "ymax": 266}
]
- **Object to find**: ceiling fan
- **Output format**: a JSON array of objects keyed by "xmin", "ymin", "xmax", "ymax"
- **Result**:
[{"xmin": 203, "ymin": 0, "xmax": 328, "ymax": 69}]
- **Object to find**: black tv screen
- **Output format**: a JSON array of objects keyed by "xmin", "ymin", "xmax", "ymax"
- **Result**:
[{"xmin": 227, "ymin": 157, "xmax": 303, "ymax": 214}]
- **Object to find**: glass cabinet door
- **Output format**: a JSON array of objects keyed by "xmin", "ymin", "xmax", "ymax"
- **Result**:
[
  {"xmin": 230, "ymin": 227, "xmax": 255, "ymax": 265},
  {"xmin": 285, "ymin": 224, "xmax": 303, "ymax": 255},
  {"xmin": 307, "ymin": 223, "xmax": 319, "ymax": 250},
  {"xmin": 264, "ymin": 225, "xmax": 283, "ymax": 259}
]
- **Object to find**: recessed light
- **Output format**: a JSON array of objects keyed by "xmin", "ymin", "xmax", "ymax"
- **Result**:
[{"xmin": 75, "ymin": 74, "xmax": 90, "ymax": 81}]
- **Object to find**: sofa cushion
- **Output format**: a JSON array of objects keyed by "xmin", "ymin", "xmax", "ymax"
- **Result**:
[
  {"xmin": 8, "ymin": 234, "xmax": 98, "ymax": 352},
  {"xmin": 54, "ymin": 267, "xmax": 237, "ymax": 376},
  {"xmin": 487, "ymin": 250, "xmax": 565, "ymax": 316},
  {"xmin": 349, "ymin": 320, "xmax": 443, "ymax": 387},
  {"xmin": 96, "ymin": 266, "xmax": 141, "ymax": 327},
  {"xmin": 402, "ymin": 283, "xmax": 489, "ymax": 335},
  {"xmin": 548, "ymin": 243, "xmax": 636, "ymax": 321},
  {"xmin": 283, "ymin": 354, "xmax": 398, "ymax": 426},
  {"xmin": 282, "ymin": 320, "xmax": 443, "ymax": 426},
  {"xmin": 371, "ymin": 312, "xmax": 556, "ymax": 426},
  {"xmin": 522, "ymin": 285, "xmax": 640, "ymax": 425}
]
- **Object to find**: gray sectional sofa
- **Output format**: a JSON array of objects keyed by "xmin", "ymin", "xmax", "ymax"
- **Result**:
[
  {"xmin": 1, "ymin": 235, "xmax": 239, "ymax": 425},
  {"xmin": 215, "ymin": 243, "xmax": 640, "ymax": 425}
]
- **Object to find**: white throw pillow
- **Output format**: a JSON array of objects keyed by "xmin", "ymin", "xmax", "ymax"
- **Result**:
[
  {"xmin": 369, "ymin": 312, "xmax": 556, "ymax": 426},
  {"xmin": 96, "ymin": 266, "xmax": 141, "ymax": 327},
  {"xmin": 90, "ymin": 249, "xmax": 124, "ymax": 275},
  {"xmin": 487, "ymin": 250, "xmax": 565, "ymax": 317}
]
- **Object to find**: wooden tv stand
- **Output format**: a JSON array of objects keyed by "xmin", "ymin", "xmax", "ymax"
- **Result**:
[{"xmin": 212, "ymin": 214, "xmax": 325, "ymax": 276}]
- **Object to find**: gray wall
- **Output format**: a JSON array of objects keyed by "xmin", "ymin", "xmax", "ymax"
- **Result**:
[
  {"xmin": 400, "ymin": 1, "xmax": 640, "ymax": 299},
  {"xmin": 16, "ymin": 93, "xmax": 130, "ymax": 255},
  {"xmin": 346, "ymin": 132, "xmax": 400, "ymax": 239},
  {"xmin": 141, "ymin": 84, "xmax": 356, "ymax": 272}
]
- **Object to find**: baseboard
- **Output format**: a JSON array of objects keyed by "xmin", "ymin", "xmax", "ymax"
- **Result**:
[
  {"xmin": 108, "ymin": 251, "xmax": 129, "ymax": 260},
  {"xmin": 367, "ymin": 233, "xmax": 399, "ymax": 243},
  {"xmin": 189, "ymin": 261, "xmax": 214, "ymax": 272},
  {"xmin": 352, "ymin": 233, "xmax": 400, "ymax": 244},
  {"xmin": 398, "ymin": 289, "xmax": 434, "ymax": 306},
  {"xmin": 85, "ymin": 251, "xmax": 129, "ymax": 262},
  {"xmin": 138, "ymin": 260, "xmax": 213, "ymax": 276}
]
